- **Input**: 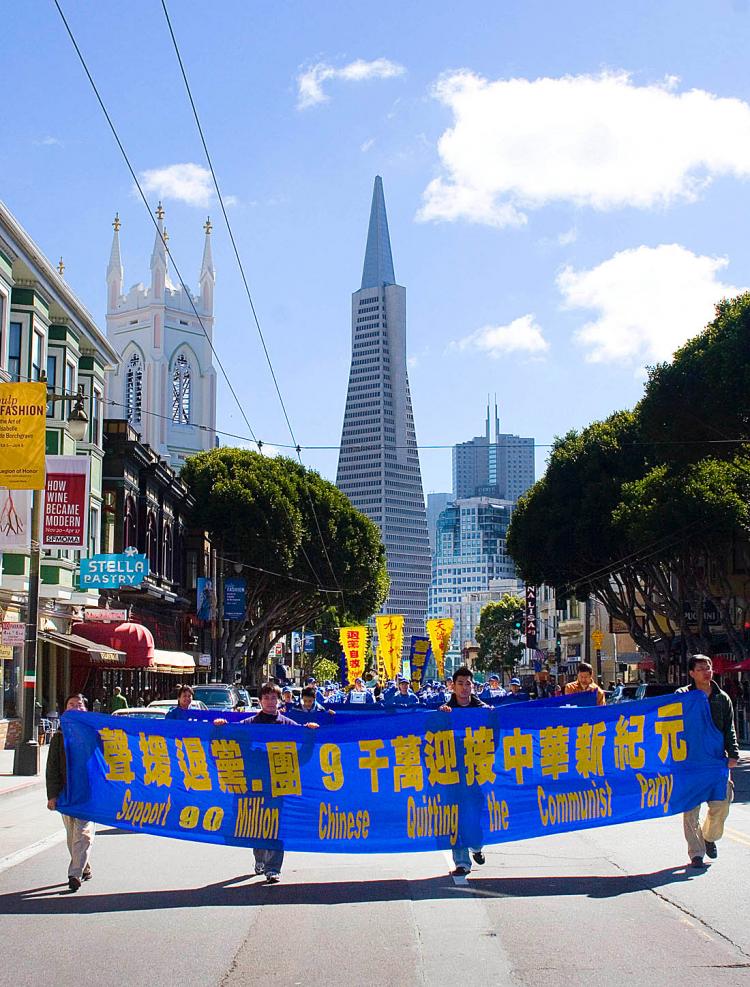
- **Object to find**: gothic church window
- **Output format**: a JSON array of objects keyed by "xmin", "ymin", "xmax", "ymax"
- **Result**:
[
  {"xmin": 126, "ymin": 353, "xmax": 143, "ymax": 425},
  {"xmin": 172, "ymin": 353, "xmax": 191, "ymax": 424}
]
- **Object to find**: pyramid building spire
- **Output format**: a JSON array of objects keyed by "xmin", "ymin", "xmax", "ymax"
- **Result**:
[{"xmin": 361, "ymin": 175, "xmax": 395, "ymax": 289}]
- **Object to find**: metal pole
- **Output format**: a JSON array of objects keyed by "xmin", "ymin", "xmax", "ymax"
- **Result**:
[
  {"xmin": 13, "ymin": 489, "xmax": 42, "ymax": 776},
  {"xmin": 584, "ymin": 595, "xmax": 592, "ymax": 670}
]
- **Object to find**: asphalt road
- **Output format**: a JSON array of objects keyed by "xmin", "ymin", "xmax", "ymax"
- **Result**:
[{"xmin": 1, "ymin": 763, "xmax": 749, "ymax": 987}]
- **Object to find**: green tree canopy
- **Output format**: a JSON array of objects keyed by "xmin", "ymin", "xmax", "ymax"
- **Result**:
[
  {"xmin": 181, "ymin": 448, "xmax": 388, "ymax": 682},
  {"xmin": 475, "ymin": 594, "xmax": 525, "ymax": 676}
]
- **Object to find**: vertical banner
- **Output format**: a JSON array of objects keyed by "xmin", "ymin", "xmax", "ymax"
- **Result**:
[
  {"xmin": 339, "ymin": 626, "xmax": 367, "ymax": 683},
  {"xmin": 525, "ymin": 584, "xmax": 538, "ymax": 650},
  {"xmin": 376, "ymin": 614, "xmax": 405, "ymax": 681},
  {"xmin": 223, "ymin": 577, "xmax": 247, "ymax": 620},
  {"xmin": 42, "ymin": 456, "xmax": 91, "ymax": 550},
  {"xmin": 426, "ymin": 617, "xmax": 454, "ymax": 680},
  {"xmin": 196, "ymin": 577, "xmax": 216, "ymax": 622},
  {"xmin": 0, "ymin": 382, "xmax": 47, "ymax": 490},
  {"xmin": 409, "ymin": 635, "xmax": 431, "ymax": 693},
  {"xmin": 0, "ymin": 488, "xmax": 31, "ymax": 548}
]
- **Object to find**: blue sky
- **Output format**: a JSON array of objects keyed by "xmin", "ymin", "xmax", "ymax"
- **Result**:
[{"xmin": 3, "ymin": 0, "xmax": 750, "ymax": 494}]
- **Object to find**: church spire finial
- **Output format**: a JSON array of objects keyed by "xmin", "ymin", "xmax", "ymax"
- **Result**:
[
  {"xmin": 57, "ymin": 257, "xmax": 65, "ymax": 277},
  {"xmin": 155, "ymin": 201, "xmax": 165, "ymax": 221},
  {"xmin": 112, "ymin": 212, "xmax": 121, "ymax": 232},
  {"xmin": 361, "ymin": 176, "xmax": 395, "ymax": 290},
  {"xmin": 204, "ymin": 216, "xmax": 212, "ymax": 235}
]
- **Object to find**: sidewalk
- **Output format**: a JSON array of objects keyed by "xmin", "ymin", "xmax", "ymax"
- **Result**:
[{"xmin": 0, "ymin": 744, "xmax": 49, "ymax": 797}]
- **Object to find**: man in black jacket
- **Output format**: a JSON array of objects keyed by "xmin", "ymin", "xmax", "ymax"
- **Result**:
[
  {"xmin": 46, "ymin": 693, "xmax": 94, "ymax": 891},
  {"xmin": 677, "ymin": 655, "xmax": 740, "ymax": 868}
]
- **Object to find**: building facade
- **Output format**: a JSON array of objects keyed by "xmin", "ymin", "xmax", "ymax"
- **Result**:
[
  {"xmin": 105, "ymin": 207, "xmax": 217, "ymax": 471},
  {"xmin": 453, "ymin": 401, "xmax": 535, "ymax": 502},
  {"xmin": 336, "ymin": 177, "xmax": 431, "ymax": 650},
  {"xmin": 426, "ymin": 491, "xmax": 452, "ymax": 555}
]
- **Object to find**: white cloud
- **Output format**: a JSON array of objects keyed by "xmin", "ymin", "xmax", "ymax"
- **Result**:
[
  {"xmin": 557, "ymin": 227, "xmax": 578, "ymax": 246},
  {"xmin": 138, "ymin": 163, "xmax": 214, "ymax": 208},
  {"xmin": 361, "ymin": 138, "xmax": 376, "ymax": 153},
  {"xmin": 297, "ymin": 58, "xmax": 405, "ymax": 109},
  {"xmin": 35, "ymin": 135, "xmax": 63, "ymax": 147},
  {"xmin": 558, "ymin": 243, "xmax": 744, "ymax": 364},
  {"xmin": 450, "ymin": 314, "xmax": 549, "ymax": 357},
  {"xmin": 407, "ymin": 355, "xmax": 418, "ymax": 368},
  {"xmin": 418, "ymin": 70, "xmax": 750, "ymax": 227}
]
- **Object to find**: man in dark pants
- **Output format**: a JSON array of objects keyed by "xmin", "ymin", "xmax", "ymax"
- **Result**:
[
  {"xmin": 46, "ymin": 693, "xmax": 94, "ymax": 892},
  {"xmin": 677, "ymin": 655, "xmax": 740, "ymax": 868}
]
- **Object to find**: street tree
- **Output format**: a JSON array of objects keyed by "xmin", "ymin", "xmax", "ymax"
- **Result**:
[
  {"xmin": 181, "ymin": 448, "xmax": 389, "ymax": 683},
  {"xmin": 475, "ymin": 594, "xmax": 525, "ymax": 677}
]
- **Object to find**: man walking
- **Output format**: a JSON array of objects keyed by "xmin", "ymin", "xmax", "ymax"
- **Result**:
[
  {"xmin": 109, "ymin": 686, "xmax": 128, "ymax": 712},
  {"xmin": 677, "ymin": 655, "xmax": 740, "ymax": 868},
  {"xmin": 46, "ymin": 693, "xmax": 94, "ymax": 892}
]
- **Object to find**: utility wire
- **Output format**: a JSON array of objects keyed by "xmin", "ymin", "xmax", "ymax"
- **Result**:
[{"xmin": 159, "ymin": 0, "xmax": 341, "ymax": 596}]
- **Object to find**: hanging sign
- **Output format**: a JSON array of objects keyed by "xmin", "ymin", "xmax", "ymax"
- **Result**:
[
  {"xmin": 79, "ymin": 549, "xmax": 149, "ymax": 589},
  {"xmin": 339, "ymin": 626, "xmax": 367, "ymax": 682},
  {"xmin": 409, "ymin": 635, "xmax": 431, "ymax": 693},
  {"xmin": 223, "ymin": 578, "xmax": 247, "ymax": 621},
  {"xmin": 0, "ymin": 382, "xmax": 47, "ymax": 490},
  {"xmin": 376, "ymin": 615, "xmax": 404, "ymax": 681},
  {"xmin": 42, "ymin": 456, "xmax": 91, "ymax": 549},
  {"xmin": 83, "ymin": 609, "xmax": 129, "ymax": 623},
  {"xmin": 0, "ymin": 488, "xmax": 31, "ymax": 549},
  {"xmin": 426, "ymin": 618, "xmax": 454, "ymax": 680},
  {"xmin": 0, "ymin": 622, "xmax": 25, "ymax": 646}
]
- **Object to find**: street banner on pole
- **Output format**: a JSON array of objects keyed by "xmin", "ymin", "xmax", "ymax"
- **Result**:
[
  {"xmin": 409, "ymin": 635, "xmax": 431, "ymax": 693},
  {"xmin": 223, "ymin": 578, "xmax": 247, "ymax": 621},
  {"xmin": 525, "ymin": 585, "xmax": 538, "ymax": 650},
  {"xmin": 0, "ymin": 488, "xmax": 31, "ymax": 548},
  {"xmin": 42, "ymin": 456, "xmax": 90, "ymax": 549},
  {"xmin": 376, "ymin": 614, "xmax": 404, "ymax": 681},
  {"xmin": 0, "ymin": 382, "xmax": 47, "ymax": 490},
  {"xmin": 339, "ymin": 626, "xmax": 367, "ymax": 682},
  {"xmin": 426, "ymin": 618, "xmax": 453, "ymax": 679},
  {"xmin": 58, "ymin": 691, "xmax": 727, "ymax": 854}
]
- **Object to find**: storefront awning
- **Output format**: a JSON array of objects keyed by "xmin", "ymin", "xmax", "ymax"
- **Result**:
[
  {"xmin": 713, "ymin": 655, "xmax": 750, "ymax": 673},
  {"xmin": 152, "ymin": 649, "xmax": 196, "ymax": 675},
  {"xmin": 40, "ymin": 630, "xmax": 127, "ymax": 666},
  {"xmin": 70, "ymin": 621, "xmax": 155, "ymax": 668}
]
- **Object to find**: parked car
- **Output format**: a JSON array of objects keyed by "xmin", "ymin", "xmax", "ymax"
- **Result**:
[
  {"xmin": 608, "ymin": 684, "xmax": 639, "ymax": 704},
  {"xmin": 147, "ymin": 699, "xmax": 208, "ymax": 710},
  {"xmin": 236, "ymin": 689, "xmax": 252, "ymax": 710},
  {"xmin": 634, "ymin": 683, "xmax": 680, "ymax": 700},
  {"xmin": 191, "ymin": 684, "xmax": 242, "ymax": 710},
  {"xmin": 112, "ymin": 707, "xmax": 167, "ymax": 719}
]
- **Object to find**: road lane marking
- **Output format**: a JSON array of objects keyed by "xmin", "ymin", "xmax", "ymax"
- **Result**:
[
  {"xmin": 724, "ymin": 827, "xmax": 750, "ymax": 848},
  {"xmin": 0, "ymin": 830, "xmax": 66, "ymax": 875}
]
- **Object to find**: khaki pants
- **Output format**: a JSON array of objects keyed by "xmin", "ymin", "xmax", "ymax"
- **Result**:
[
  {"xmin": 62, "ymin": 815, "xmax": 94, "ymax": 881},
  {"xmin": 683, "ymin": 778, "xmax": 734, "ymax": 860}
]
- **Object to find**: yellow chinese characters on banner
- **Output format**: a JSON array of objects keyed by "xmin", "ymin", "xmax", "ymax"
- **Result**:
[
  {"xmin": 0, "ymin": 382, "xmax": 47, "ymax": 490},
  {"xmin": 339, "ymin": 626, "xmax": 368, "ymax": 683},
  {"xmin": 375, "ymin": 615, "xmax": 404, "ymax": 681},
  {"xmin": 426, "ymin": 618, "xmax": 454, "ymax": 679}
]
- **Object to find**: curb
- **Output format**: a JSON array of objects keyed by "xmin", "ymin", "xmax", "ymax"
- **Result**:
[{"xmin": 0, "ymin": 777, "xmax": 44, "ymax": 798}]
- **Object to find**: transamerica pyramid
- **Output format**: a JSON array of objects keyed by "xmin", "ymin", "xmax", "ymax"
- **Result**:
[{"xmin": 336, "ymin": 177, "xmax": 431, "ymax": 659}]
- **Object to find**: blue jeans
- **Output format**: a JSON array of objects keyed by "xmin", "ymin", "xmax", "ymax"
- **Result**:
[
  {"xmin": 254, "ymin": 847, "xmax": 284, "ymax": 875},
  {"xmin": 452, "ymin": 845, "xmax": 481, "ymax": 871}
]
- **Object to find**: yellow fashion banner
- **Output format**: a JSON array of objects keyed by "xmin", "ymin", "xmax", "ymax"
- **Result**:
[
  {"xmin": 426, "ymin": 617, "xmax": 454, "ymax": 680},
  {"xmin": 0, "ymin": 382, "xmax": 47, "ymax": 490},
  {"xmin": 339, "ymin": 625, "xmax": 368, "ymax": 683},
  {"xmin": 376, "ymin": 615, "xmax": 404, "ymax": 681}
]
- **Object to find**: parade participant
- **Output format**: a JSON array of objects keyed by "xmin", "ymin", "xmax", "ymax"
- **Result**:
[
  {"xmin": 385, "ymin": 675, "xmax": 419, "ymax": 707},
  {"xmin": 109, "ymin": 686, "xmax": 128, "ymax": 712},
  {"xmin": 479, "ymin": 673, "xmax": 506, "ymax": 703},
  {"xmin": 533, "ymin": 668, "xmax": 557, "ymax": 700},
  {"xmin": 304, "ymin": 676, "xmax": 327, "ymax": 705},
  {"xmin": 216, "ymin": 682, "xmax": 318, "ymax": 884},
  {"xmin": 345, "ymin": 677, "xmax": 374, "ymax": 705},
  {"xmin": 564, "ymin": 662, "xmax": 605, "ymax": 705},
  {"xmin": 165, "ymin": 685, "xmax": 197, "ymax": 719},
  {"xmin": 280, "ymin": 686, "xmax": 295, "ymax": 710},
  {"xmin": 508, "ymin": 677, "xmax": 523, "ymax": 696},
  {"xmin": 299, "ymin": 685, "xmax": 336, "ymax": 716},
  {"xmin": 439, "ymin": 666, "xmax": 488, "ymax": 876},
  {"xmin": 46, "ymin": 694, "xmax": 94, "ymax": 892},
  {"xmin": 678, "ymin": 655, "xmax": 740, "ymax": 868}
]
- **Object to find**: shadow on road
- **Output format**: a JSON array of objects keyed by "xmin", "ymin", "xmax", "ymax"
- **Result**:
[{"xmin": 0, "ymin": 865, "xmax": 700, "ymax": 915}]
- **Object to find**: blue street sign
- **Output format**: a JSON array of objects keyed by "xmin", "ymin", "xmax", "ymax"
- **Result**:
[{"xmin": 79, "ymin": 549, "xmax": 149, "ymax": 589}]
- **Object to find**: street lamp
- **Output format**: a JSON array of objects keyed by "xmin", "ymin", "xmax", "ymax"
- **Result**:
[{"xmin": 13, "ymin": 381, "xmax": 89, "ymax": 776}]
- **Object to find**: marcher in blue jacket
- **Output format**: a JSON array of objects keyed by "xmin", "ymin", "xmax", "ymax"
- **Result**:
[
  {"xmin": 478, "ymin": 673, "xmax": 507, "ymax": 704},
  {"xmin": 385, "ymin": 675, "xmax": 420, "ymax": 707},
  {"xmin": 345, "ymin": 678, "xmax": 374, "ymax": 704}
]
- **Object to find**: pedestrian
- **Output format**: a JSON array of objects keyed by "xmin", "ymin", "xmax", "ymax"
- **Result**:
[
  {"xmin": 109, "ymin": 686, "xmax": 128, "ymax": 712},
  {"xmin": 439, "ymin": 666, "xmax": 488, "ymax": 876},
  {"xmin": 46, "ymin": 693, "xmax": 94, "ymax": 892},
  {"xmin": 215, "ymin": 682, "xmax": 318, "ymax": 884},
  {"xmin": 677, "ymin": 655, "xmax": 740, "ymax": 868},
  {"xmin": 564, "ymin": 662, "xmax": 605, "ymax": 705}
]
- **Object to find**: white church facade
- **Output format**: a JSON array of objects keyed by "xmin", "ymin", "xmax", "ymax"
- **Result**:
[{"xmin": 105, "ymin": 204, "xmax": 217, "ymax": 469}]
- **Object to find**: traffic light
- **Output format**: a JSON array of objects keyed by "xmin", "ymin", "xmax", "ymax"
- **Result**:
[{"xmin": 512, "ymin": 610, "xmax": 524, "ymax": 631}]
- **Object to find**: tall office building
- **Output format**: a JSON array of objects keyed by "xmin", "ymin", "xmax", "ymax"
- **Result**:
[
  {"xmin": 336, "ymin": 177, "xmax": 431, "ymax": 651},
  {"xmin": 453, "ymin": 400, "xmax": 535, "ymax": 502},
  {"xmin": 426, "ymin": 492, "xmax": 453, "ymax": 554}
]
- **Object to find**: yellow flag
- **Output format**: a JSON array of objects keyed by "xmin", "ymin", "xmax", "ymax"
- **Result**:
[
  {"xmin": 0, "ymin": 382, "xmax": 47, "ymax": 490},
  {"xmin": 376, "ymin": 614, "xmax": 404, "ymax": 680},
  {"xmin": 426, "ymin": 617, "xmax": 454, "ymax": 679},
  {"xmin": 339, "ymin": 626, "xmax": 367, "ymax": 684}
]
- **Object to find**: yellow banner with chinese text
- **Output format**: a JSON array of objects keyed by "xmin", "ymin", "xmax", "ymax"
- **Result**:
[
  {"xmin": 426, "ymin": 617, "xmax": 454, "ymax": 680},
  {"xmin": 376, "ymin": 614, "xmax": 404, "ymax": 681},
  {"xmin": 339, "ymin": 625, "xmax": 368, "ymax": 684}
]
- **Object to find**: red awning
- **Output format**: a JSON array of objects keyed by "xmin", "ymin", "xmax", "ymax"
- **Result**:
[
  {"xmin": 712, "ymin": 656, "xmax": 750, "ymax": 673},
  {"xmin": 71, "ymin": 621, "xmax": 155, "ymax": 668}
]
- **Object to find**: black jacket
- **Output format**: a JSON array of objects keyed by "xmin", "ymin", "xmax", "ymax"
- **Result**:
[
  {"xmin": 45, "ymin": 730, "xmax": 66, "ymax": 800},
  {"xmin": 676, "ymin": 681, "xmax": 739, "ymax": 759}
]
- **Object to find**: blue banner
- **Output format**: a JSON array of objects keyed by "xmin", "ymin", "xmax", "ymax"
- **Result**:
[
  {"xmin": 223, "ymin": 578, "xmax": 246, "ymax": 621},
  {"xmin": 57, "ymin": 692, "xmax": 727, "ymax": 854},
  {"xmin": 409, "ymin": 635, "xmax": 431, "ymax": 693}
]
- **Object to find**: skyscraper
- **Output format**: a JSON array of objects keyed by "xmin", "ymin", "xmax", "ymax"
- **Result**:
[
  {"xmin": 336, "ymin": 177, "xmax": 431, "ymax": 651},
  {"xmin": 453, "ymin": 400, "xmax": 535, "ymax": 502}
]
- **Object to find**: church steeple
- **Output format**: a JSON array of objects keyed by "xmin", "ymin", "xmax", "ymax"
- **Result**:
[
  {"xmin": 150, "ymin": 201, "xmax": 167, "ymax": 298},
  {"xmin": 199, "ymin": 216, "xmax": 215, "ymax": 314},
  {"xmin": 361, "ymin": 176, "xmax": 395, "ymax": 290},
  {"xmin": 107, "ymin": 213, "xmax": 123, "ymax": 311}
]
